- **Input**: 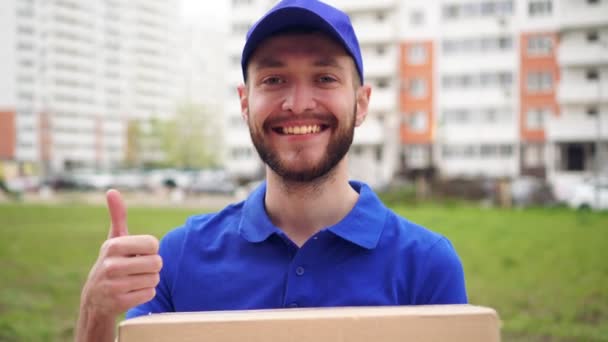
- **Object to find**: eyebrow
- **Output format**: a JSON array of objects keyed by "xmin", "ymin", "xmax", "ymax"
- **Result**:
[
  {"xmin": 253, "ymin": 56, "xmax": 345, "ymax": 71},
  {"xmin": 253, "ymin": 57, "xmax": 285, "ymax": 71}
]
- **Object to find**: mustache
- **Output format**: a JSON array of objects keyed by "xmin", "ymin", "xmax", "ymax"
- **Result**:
[{"xmin": 263, "ymin": 113, "xmax": 337, "ymax": 129}]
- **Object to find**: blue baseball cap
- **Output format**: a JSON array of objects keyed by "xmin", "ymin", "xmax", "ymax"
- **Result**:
[{"xmin": 241, "ymin": 0, "xmax": 364, "ymax": 84}]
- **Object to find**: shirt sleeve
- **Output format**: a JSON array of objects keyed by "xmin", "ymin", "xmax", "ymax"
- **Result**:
[
  {"xmin": 415, "ymin": 237, "xmax": 468, "ymax": 304},
  {"xmin": 126, "ymin": 226, "xmax": 186, "ymax": 319}
]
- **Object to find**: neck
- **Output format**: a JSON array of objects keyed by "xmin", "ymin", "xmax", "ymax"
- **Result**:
[{"xmin": 264, "ymin": 159, "xmax": 359, "ymax": 247}]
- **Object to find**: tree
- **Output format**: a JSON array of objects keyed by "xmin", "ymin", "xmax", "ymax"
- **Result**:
[{"xmin": 159, "ymin": 103, "xmax": 222, "ymax": 169}]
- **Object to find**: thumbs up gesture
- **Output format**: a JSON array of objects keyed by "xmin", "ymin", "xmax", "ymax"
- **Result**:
[{"xmin": 79, "ymin": 190, "xmax": 162, "ymax": 319}]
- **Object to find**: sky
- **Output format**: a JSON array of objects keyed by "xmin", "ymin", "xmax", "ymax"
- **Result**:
[{"xmin": 179, "ymin": 0, "xmax": 230, "ymax": 32}]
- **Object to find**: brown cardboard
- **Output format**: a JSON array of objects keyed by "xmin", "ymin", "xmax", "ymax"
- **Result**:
[{"xmin": 118, "ymin": 305, "xmax": 500, "ymax": 342}]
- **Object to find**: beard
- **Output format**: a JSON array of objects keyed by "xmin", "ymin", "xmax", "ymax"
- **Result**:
[{"xmin": 248, "ymin": 107, "xmax": 356, "ymax": 183}]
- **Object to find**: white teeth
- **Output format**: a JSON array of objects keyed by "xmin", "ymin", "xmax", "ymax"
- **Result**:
[{"xmin": 281, "ymin": 125, "xmax": 321, "ymax": 135}]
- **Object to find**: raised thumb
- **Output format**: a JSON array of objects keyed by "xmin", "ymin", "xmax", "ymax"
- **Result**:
[{"xmin": 106, "ymin": 189, "xmax": 129, "ymax": 238}]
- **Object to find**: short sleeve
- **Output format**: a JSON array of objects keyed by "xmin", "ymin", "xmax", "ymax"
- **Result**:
[{"xmin": 415, "ymin": 237, "xmax": 468, "ymax": 304}]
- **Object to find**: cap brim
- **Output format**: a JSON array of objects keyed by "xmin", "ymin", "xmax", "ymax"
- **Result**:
[{"xmin": 241, "ymin": 7, "xmax": 352, "ymax": 80}]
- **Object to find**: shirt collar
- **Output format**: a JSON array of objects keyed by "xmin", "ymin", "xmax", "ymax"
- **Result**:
[
  {"xmin": 326, "ymin": 181, "xmax": 387, "ymax": 250},
  {"xmin": 238, "ymin": 180, "xmax": 388, "ymax": 250},
  {"xmin": 239, "ymin": 181, "xmax": 279, "ymax": 243}
]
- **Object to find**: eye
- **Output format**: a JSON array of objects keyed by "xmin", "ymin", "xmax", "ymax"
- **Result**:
[
  {"xmin": 262, "ymin": 76, "xmax": 285, "ymax": 85},
  {"xmin": 318, "ymin": 75, "xmax": 337, "ymax": 83}
]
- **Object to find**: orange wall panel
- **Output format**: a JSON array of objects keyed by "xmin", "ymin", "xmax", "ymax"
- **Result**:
[
  {"xmin": 0, "ymin": 110, "xmax": 16, "ymax": 159},
  {"xmin": 519, "ymin": 32, "xmax": 560, "ymax": 143},
  {"xmin": 400, "ymin": 41, "xmax": 435, "ymax": 144}
]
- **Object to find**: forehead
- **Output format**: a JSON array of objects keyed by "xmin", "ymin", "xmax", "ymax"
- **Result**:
[{"xmin": 248, "ymin": 32, "xmax": 352, "ymax": 68}]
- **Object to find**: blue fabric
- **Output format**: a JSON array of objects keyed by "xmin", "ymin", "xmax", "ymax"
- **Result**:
[
  {"xmin": 126, "ymin": 181, "xmax": 467, "ymax": 318},
  {"xmin": 241, "ymin": 0, "xmax": 364, "ymax": 84}
]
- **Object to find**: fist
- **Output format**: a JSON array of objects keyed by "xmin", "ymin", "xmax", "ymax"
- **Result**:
[{"xmin": 80, "ymin": 190, "xmax": 162, "ymax": 317}]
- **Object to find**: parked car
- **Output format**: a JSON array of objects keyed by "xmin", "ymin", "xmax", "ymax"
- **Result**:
[
  {"xmin": 72, "ymin": 170, "xmax": 113, "ymax": 191},
  {"xmin": 189, "ymin": 169, "xmax": 236, "ymax": 195},
  {"xmin": 111, "ymin": 170, "xmax": 146, "ymax": 191},
  {"xmin": 567, "ymin": 178, "xmax": 608, "ymax": 210}
]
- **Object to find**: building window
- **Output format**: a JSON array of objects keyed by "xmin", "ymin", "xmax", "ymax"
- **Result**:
[
  {"xmin": 231, "ymin": 23, "xmax": 249, "ymax": 35},
  {"xmin": 480, "ymin": 144, "xmax": 499, "ymax": 157},
  {"xmin": 500, "ymin": 144, "xmax": 513, "ymax": 156},
  {"xmin": 443, "ymin": 109, "xmax": 470, "ymax": 124},
  {"xmin": 410, "ymin": 10, "xmax": 425, "ymax": 26},
  {"xmin": 377, "ymin": 78, "xmax": 390, "ymax": 89},
  {"xmin": 526, "ymin": 108, "xmax": 548, "ymax": 129},
  {"xmin": 587, "ymin": 107, "xmax": 598, "ymax": 116},
  {"xmin": 443, "ymin": 36, "xmax": 512, "ymax": 55},
  {"xmin": 375, "ymin": 146, "xmax": 383, "ymax": 162},
  {"xmin": 586, "ymin": 69, "xmax": 599, "ymax": 81},
  {"xmin": 409, "ymin": 78, "xmax": 427, "ymax": 97},
  {"xmin": 523, "ymin": 144, "xmax": 544, "ymax": 167},
  {"xmin": 407, "ymin": 44, "xmax": 427, "ymax": 64},
  {"xmin": 586, "ymin": 31, "xmax": 599, "ymax": 42},
  {"xmin": 232, "ymin": 0, "xmax": 252, "ymax": 5},
  {"xmin": 528, "ymin": 0, "xmax": 552, "ymax": 16},
  {"xmin": 442, "ymin": 4, "xmax": 459, "ymax": 19},
  {"xmin": 409, "ymin": 111, "xmax": 428, "ymax": 132},
  {"xmin": 527, "ymin": 72, "xmax": 553, "ymax": 92},
  {"xmin": 527, "ymin": 35, "xmax": 553, "ymax": 55}
]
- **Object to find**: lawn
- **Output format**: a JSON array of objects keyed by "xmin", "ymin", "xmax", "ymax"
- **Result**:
[{"xmin": 0, "ymin": 201, "xmax": 606, "ymax": 341}]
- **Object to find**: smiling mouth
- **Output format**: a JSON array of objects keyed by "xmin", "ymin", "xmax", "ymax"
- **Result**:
[{"xmin": 273, "ymin": 124, "xmax": 329, "ymax": 135}]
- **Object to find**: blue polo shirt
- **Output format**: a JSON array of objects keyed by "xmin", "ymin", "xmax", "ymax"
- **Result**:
[{"xmin": 127, "ymin": 181, "xmax": 467, "ymax": 318}]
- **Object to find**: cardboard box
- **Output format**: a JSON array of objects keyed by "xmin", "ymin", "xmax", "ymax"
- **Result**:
[{"xmin": 118, "ymin": 305, "xmax": 500, "ymax": 342}]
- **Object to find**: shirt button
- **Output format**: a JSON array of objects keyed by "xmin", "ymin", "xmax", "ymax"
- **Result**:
[
  {"xmin": 295, "ymin": 266, "xmax": 305, "ymax": 276},
  {"xmin": 288, "ymin": 302, "xmax": 299, "ymax": 308}
]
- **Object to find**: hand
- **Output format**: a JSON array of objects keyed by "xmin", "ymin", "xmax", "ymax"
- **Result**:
[{"xmin": 80, "ymin": 189, "xmax": 162, "ymax": 318}]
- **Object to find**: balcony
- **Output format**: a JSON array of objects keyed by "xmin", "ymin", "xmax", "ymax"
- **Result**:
[
  {"xmin": 559, "ymin": 2, "xmax": 608, "ymax": 30},
  {"xmin": 354, "ymin": 117, "xmax": 383, "ymax": 145},
  {"xmin": 355, "ymin": 23, "xmax": 396, "ymax": 45},
  {"xmin": 326, "ymin": 0, "xmax": 398, "ymax": 12},
  {"xmin": 558, "ymin": 81, "xmax": 608, "ymax": 105},
  {"xmin": 559, "ymin": 43, "xmax": 608, "ymax": 67},
  {"xmin": 369, "ymin": 87, "xmax": 396, "ymax": 112},
  {"xmin": 439, "ymin": 156, "xmax": 518, "ymax": 179},
  {"xmin": 441, "ymin": 88, "xmax": 513, "ymax": 108},
  {"xmin": 364, "ymin": 53, "xmax": 397, "ymax": 79},
  {"xmin": 440, "ymin": 123, "xmax": 517, "ymax": 144},
  {"xmin": 440, "ymin": 52, "xmax": 516, "ymax": 73},
  {"xmin": 547, "ymin": 111, "xmax": 608, "ymax": 142}
]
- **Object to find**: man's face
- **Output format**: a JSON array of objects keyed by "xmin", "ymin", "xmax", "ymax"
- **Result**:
[{"xmin": 238, "ymin": 32, "xmax": 370, "ymax": 183}]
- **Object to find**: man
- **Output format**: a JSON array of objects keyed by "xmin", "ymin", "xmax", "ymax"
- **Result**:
[{"xmin": 75, "ymin": 1, "xmax": 467, "ymax": 341}]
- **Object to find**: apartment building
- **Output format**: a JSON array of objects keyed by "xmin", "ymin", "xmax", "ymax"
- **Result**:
[
  {"xmin": 225, "ymin": 0, "xmax": 400, "ymax": 187},
  {"xmin": 399, "ymin": 0, "xmax": 521, "ymax": 180},
  {"xmin": 550, "ymin": 0, "xmax": 608, "ymax": 200},
  {"xmin": 0, "ymin": 0, "xmax": 180, "ymax": 174},
  {"xmin": 396, "ymin": 0, "xmax": 607, "ymax": 194}
]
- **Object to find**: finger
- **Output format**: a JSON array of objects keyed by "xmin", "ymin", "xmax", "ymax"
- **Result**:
[
  {"xmin": 122, "ymin": 273, "xmax": 161, "ymax": 292},
  {"xmin": 101, "ymin": 235, "xmax": 159, "ymax": 257},
  {"xmin": 106, "ymin": 189, "xmax": 128, "ymax": 238},
  {"xmin": 116, "ymin": 288, "xmax": 157, "ymax": 312},
  {"xmin": 104, "ymin": 254, "xmax": 163, "ymax": 277}
]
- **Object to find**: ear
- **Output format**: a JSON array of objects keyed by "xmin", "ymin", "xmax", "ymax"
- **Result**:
[
  {"xmin": 354, "ymin": 84, "xmax": 371, "ymax": 127},
  {"xmin": 237, "ymin": 84, "xmax": 249, "ymax": 122}
]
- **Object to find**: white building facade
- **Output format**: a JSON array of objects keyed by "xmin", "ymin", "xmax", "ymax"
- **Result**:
[
  {"xmin": 0, "ymin": 0, "xmax": 180, "ymax": 174},
  {"xmin": 397, "ymin": 0, "xmax": 607, "ymax": 194},
  {"xmin": 549, "ymin": 0, "xmax": 608, "ymax": 200}
]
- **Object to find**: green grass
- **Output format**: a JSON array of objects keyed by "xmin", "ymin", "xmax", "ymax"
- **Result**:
[{"xmin": 0, "ymin": 201, "xmax": 607, "ymax": 341}]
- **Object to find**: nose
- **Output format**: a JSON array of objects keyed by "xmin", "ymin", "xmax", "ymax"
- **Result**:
[{"xmin": 281, "ymin": 83, "xmax": 316, "ymax": 114}]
